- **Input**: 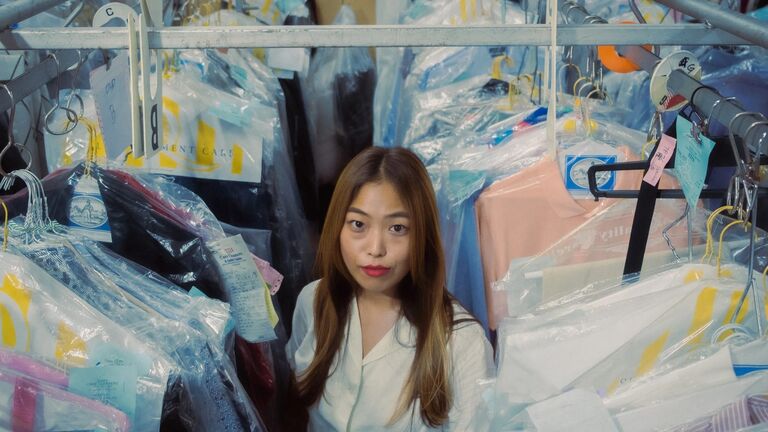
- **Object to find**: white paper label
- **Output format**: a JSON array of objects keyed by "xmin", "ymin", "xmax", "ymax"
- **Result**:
[
  {"xmin": 207, "ymin": 235, "xmax": 276, "ymax": 343},
  {"xmin": 90, "ymin": 54, "xmax": 132, "ymax": 160},
  {"xmin": 67, "ymin": 176, "xmax": 113, "ymax": 243},
  {"xmin": 266, "ymin": 47, "xmax": 310, "ymax": 75}
]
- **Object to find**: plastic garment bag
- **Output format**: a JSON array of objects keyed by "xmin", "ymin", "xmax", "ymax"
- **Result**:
[
  {"xmin": 70, "ymin": 240, "xmax": 268, "ymax": 432},
  {"xmin": 0, "ymin": 250, "xmax": 170, "ymax": 431},
  {"xmin": 495, "ymin": 261, "xmax": 766, "ymax": 403},
  {"xmin": 302, "ymin": 5, "xmax": 375, "ymax": 216},
  {"xmin": 493, "ymin": 199, "xmax": 702, "ymax": 316},
  {"xmin": 0, "ymin": 364, "xmax": 131, "ymax": 432},
  {"xmin": 432, "ymin": 112, "xmax": 574, "ymax": 330},
  {"xmin": 1, "ymin": 165, "xmax": 285, "ymax": 429},
  {"xmin": 374, "ymin": 0, "xmax": 504, "ymax": 148},
  {"xmin": 46, "ymin": 47, "xmax": 315, "ymax": 328},
  {"xmin": 11, "ymin": 238, "xmax": 266, "ymax": 432}
]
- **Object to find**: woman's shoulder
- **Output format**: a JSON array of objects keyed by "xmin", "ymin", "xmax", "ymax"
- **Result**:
[
  {"xmin": 295, "ymin": 279, "xmax": 321, "ymax": 317},
  {"xmin": 449, "ymin": 301, "xmax": 488, "ymax": 345}
]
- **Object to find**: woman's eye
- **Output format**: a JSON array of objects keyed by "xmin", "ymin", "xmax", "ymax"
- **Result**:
[
  {"xmin": 390, "ymin": 224, "xmax": 409, "ymax": 235},
  {"xmin": 349, "ymin": 220, "xmax": 365, "ymax": 231}
]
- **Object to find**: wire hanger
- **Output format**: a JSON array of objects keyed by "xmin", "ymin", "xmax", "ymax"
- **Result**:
[
  {"xmin": 0, "ymin": 84, "xmax": 32, "ymax": 178},
  {"xmin": 43, "ymin": 52, "xmax": 82, "ymax": 136}
]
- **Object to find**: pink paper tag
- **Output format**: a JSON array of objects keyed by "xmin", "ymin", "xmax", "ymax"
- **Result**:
[
  {"xmin": 643, "ymin": 134, "xmax": 677, "ymax": 186},
  {"xmin": 252, "ymin": 255, "xmax": 284, "ymax": 295}
]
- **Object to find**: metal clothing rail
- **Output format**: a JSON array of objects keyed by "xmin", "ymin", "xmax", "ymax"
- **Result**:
[
  {"xmin": 0, "ymin": 50, "xmax": 79, "ymax": 113},
  {"xmin": 0, "ymin": 23, "xmax": 752, "ymax": 50},
  {"xmin": 656, "ymin": 0, "xmax": 768, "ymax": 50},
  {"xmin": 560, "ymin": 0, "xmax": 767, "ymax": 148},
  {"xmin": 0, "ymin": 0, "xmax": 69, "ymax": 31}
]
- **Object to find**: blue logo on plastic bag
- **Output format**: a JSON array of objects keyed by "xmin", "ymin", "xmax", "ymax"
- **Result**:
[{"xmin": 565, "ymin": 155, "xmax": 617, "ymax": 192}]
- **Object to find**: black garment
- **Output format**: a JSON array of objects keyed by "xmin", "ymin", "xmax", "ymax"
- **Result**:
[{"xmin": 317, "ymin": 66, "xmax": 376, "ymax": 220}]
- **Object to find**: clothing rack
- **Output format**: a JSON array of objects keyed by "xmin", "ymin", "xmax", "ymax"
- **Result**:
[
  {"xmin": 655, "ymin": 0, "xmax": 768, "ymax": 49},
  {"xmin": 563, "ymin": 0, "xmax": 768, "ymax": 276}
]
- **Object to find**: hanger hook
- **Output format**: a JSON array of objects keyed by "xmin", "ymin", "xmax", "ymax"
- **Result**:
[
  {"xmin": 707, "ymin": 96, "xmax": 740, "ymax": 131},
  {"xmin": 743, "ymin": 119, "xmax": 768, "ymax": 177},
  {"xmin": 44, "ymin": 52, "xmax": 79, "ymax": 136},
  {"xmin": 564, "ymin": 2, "xmax": 588, "ymax": 23},
  {"xmin": 728, "ymin": 112, "xmax": 762, "ymax": 176},
  {"xmin": 0, "ymin": 84, "xmax": 31, "ymax": 178}
]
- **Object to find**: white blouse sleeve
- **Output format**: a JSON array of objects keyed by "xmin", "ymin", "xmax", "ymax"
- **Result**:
[
  {"xmin": 286, "ymin": 280, "xmax": 319, "ymax": 370},
  {"xmin": 448, "ymin": 319, "xmax": 496, "ymax": 431}
]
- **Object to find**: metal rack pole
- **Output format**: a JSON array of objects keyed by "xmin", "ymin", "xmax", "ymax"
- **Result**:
[
  {"xmin": 0, "ymin": 50, "xmax": 78, "ymax": 112},
  {"xmin": 560, "ymin": 0, "xmax": 768, "ymax": 148},
  {"xmin": 655, "ymin": 0, "xmax": 768, "ymax": 49},
  {"xmin": 0, "ymin": 0, "xmax": 69, "ymax": 31},
  {"xmin": 618, "ymin": 45, "xmax": 768, "ymax": 150},
  {"xmin": 0, "ymin": 23, "xmax": 751, "ymax": 50}
]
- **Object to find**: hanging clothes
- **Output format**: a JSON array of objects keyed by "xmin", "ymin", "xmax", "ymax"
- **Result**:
[{"xmin": 0, "ymin": 250, "xmax": 170, "ymax": 431}]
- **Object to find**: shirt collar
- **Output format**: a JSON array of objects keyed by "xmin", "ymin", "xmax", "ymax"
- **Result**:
[{"xmin": 349, "ymin": 298, "xmax": 417, "ymax": 367}]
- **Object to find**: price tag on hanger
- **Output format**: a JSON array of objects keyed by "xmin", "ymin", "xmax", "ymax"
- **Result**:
[
  {"xmin": 674, "ymin": 116, "xmax": 715, "ymax": 210},
  {"xmin": 649, "ymin": 50, "xmax": 702, "ymax": 112},
  {"xmin": 90, "ymin": 54, "xmax": 132, "ymax": 159},
  {"xmin": 643, "ymin": 134, "xmax": 676, "ymax": 186}
]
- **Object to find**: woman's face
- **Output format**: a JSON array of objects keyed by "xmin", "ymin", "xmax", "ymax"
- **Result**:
[{"xmin": 340, "ymin": 181, "xmax": 411, "ymax": 298}]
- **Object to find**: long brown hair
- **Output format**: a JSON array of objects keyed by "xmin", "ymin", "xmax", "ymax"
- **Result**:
[{"xmin": 296, "ymin": 147, "xmax": 456, "ymax": 426}]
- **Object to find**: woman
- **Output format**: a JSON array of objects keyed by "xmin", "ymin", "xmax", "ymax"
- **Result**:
[{"xmin": 287, "ymin": 147, "xmax": 495, "ymax": 431}]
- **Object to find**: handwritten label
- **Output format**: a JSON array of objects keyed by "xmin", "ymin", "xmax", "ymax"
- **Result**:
[
  {"xmin": 208, "ymin": 235, "xmax": 276, "ymax": 343},
  {"xmin": 675, "ymin": 116, "xmax": 715, "ymax": 209},
  {"xmin": 69, "ymin": 365, "xmax": 138, "ymax": 421},
  {"xmin": 90, "ymin": 54, "xmax": 131, "ymax": 159},
  {"xmin": 643, "ymin": 134, "xmax": 676, "ymax": 186}
]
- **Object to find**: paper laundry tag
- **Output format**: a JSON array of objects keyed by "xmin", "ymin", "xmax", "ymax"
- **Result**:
[
  {"xmin": 674, "ymin": 116, "xmax": 715, "ymax": 210},
  {"xmin": 253, "ymin": 255, "xmax": 284, "ymax": 295},
  {"xmin": 526, "ymin": 389, "xmax": 618, "ymax": 432},
  {"xmin": 67, "ymin": 176, "xmax": 112, "ymax": 243},
  {"xmin": 266, "ymin": 48, "xmax": 310, "ymax": 75},
  {"xmin": 69, "ymin": 365, "xmax": 138, "ymax": 421},
  {"xmin": 90, "ymin": 54, "xmax": 132, "ymax": 160},
  {"xmin": 208, "ymin": 235, "xmax": 277, "ymax": 342},
  {"xmin": 643, "ymin": 134, "xmax": 676, "ymax": 186},
  {"xmin": 565, "ymin": 155, "xmax": 617, "ymax": 194}
]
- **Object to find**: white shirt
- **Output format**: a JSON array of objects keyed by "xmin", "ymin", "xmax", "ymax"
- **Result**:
[{"xmin": 287, "ymin": 280, "xmax": 495, "ymax": 431}]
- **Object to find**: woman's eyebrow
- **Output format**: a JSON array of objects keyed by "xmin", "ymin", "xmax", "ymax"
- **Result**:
[
  {"xmin": 385, "ymin": 211, "xmax": 410, "ymax": 219},
  {"xmin": 347, "ymin": 207, "xmax": 368, "ymax": 216},
  {"xmin": 346, "ymin": 208, "xmax": 410, "ymax": 219}
]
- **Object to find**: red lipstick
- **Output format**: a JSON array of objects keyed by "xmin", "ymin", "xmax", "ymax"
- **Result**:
[{"xmin": 362, "ymin": 265, "xmax": 390, "ymax": 277}]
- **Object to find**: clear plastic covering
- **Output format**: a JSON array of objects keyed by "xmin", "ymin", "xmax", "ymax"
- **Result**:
[
  {"xmin": 1, "ymin": 165, "xmax": 287, "ymax": 429},
  {"xmin": 0, "ymin": 364, "xmax": 131, "ymax": 432},
  {"xmin": 0, "ymin": 250, "xmax": 170, "ymax": 431},
  {"xmin": 45, "ymin": 46, "xmax": 315, "ymax": 326},
  {"xmin": 302, "ymin": 5, "xmax": 375, "ymax": 213},
  {"xmin": 374, "ymin": 0, "xmax": 510, "ymax": 148},
  {"xmin": 478, "ymin": 208, "xmax": 768, "ymax": 430}
]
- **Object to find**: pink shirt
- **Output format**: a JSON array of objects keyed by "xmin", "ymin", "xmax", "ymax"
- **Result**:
[{"xmin": 476, "ymin": 151, "xmax": 678, "ymax": 329}]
